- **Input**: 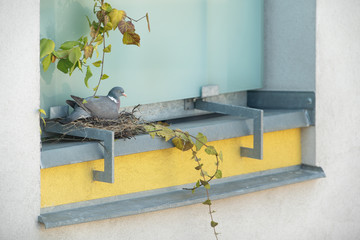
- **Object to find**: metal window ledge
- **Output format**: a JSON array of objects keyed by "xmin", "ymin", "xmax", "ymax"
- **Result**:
[
  {"xmin": 41, "ymin": 109, "xmax": 312, "ymax": 169},
  {"xmin": 39, "ymin": 164, "xmax": 325, "ymax": 229}
]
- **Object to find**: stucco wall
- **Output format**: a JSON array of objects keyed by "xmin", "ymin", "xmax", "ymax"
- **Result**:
[
  {"xmin": 0, "ymin": 0, "xmax": 40, "ymax": 239},
  {"xmin": 1, "ymin": 0, "xmax": 360, "ymax": 239}
]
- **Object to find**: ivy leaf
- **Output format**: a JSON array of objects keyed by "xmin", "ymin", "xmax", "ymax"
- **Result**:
[
  {"xmin": 195, "ymin": 133, "xmax": 207, "ymax": 151},
  {"xmin": 118, "ymin": 20, "xmax": 135, "ymax": 34},
  {"xmin": 143, "ymin": 124, "xmax": 157, "ymax": 138},
  {"xmin": 103, "ymin": 44, "xmax": 112, "ymax": 53},
  {"xmin": 84, "ymin": 44, "xmax": 94, "ymax": 59},
  {"xmin": 53, "ymin": 50, "xmax": 69, "ymax": 59},
  {"xmin": 42, "ymin": 54, "xmax": 52, "ymax": 72},
  {"xmin": 123, "ymin": 31, "xmax": 140, "ymax": 47},
  {"xmin": 69, "ymin": 47, "xmax": 82, "ymax": 64},
  {"xmin": 215, "ymin": 170, "xmax": 222, "ymax": 179},
  {"xmin": 153, "ymin": 124, "xmax": 176, "ymax": 141},
  {"xmin": 202, "ymin": 199, "xmax": 212, "ymax": 205},
  {"xmin": 195, "ymin": 164, "xmax": 203, "ymax": 170},
  {"xmin": 172, "ymin": 137, "xmax": 193, "ymax": 151},
  {"xmin": 196, "ymin": 180, "xmax": 200, "ymax": 188},
  {"xmin": 57, "ymin": 59, "xmax": 73, "ymax": 73},
  {"xmin": 101, "ymin": 3, "xmax": 112, "ymax": 12},
  {"xmin": 109, "ymin": 9, "xmax": 126, "ymax": 30},
  {"xmin": 104, "ymin": 22, "xmax": 113, "ymax": 32},
  {"xmin": 205, "ymin": 146, "xmax": 217, "ymax": 155},
  {"xmin": 219, "ymin": 151, "xmax": 223, "ymax": 162},
  {"xmin": 92, "ymin": 60, "xmax": 102, "ymax": 67},
  {"xmin": 60, "ymin": 41, "xmax": 79, "ymax": 50},
  {"xmin": 84, "ymin": 66, "xmax": 92, "ymax": 88},
  {"xmin": 40, "ymin": 38, "xmax": 55, "ymax": 59},
  {"xmin": 204, "ymin": 183, "xmax": 211, "ymax": 190},
  {"xmin": 101, "ymin": 74, "xmax": 109, "ymax": 80},
  {"xmin": 211, "ymin": 221, "xmax": 218, "ymax": 228},
  {"xmin": 39, "ymin": 109, "xmax": 46, "ymax": 116},
  {"xmin": 94, "ymin": 34, "xmax": 103, "ymax": 42}
]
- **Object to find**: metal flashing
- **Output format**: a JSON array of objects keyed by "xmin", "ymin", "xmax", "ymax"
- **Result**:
[
  {"xmin": 41, "ymin": 109, "xmax": 311, "ymax": 169},
  {"xmin": 39, "ymin": 164, "xmax": 325, "ymax": 229}
]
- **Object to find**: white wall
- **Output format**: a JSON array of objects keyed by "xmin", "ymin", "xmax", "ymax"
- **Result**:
[
  {"xmin": 0, "ymin": 0, "xmax": 41, "ymax": 239},
  {"xmin": 1, "ymin": 0, "xmax": 360, "ymax": 239}
]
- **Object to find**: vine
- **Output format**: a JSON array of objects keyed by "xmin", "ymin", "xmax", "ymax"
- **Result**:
[{"xmin": 144, "ymin": 123, "xmax": 223, "ymax": 238}]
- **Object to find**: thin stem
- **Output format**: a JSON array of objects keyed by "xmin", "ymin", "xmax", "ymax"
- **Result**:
[
  {"xmin": 193, "ymin": 150, "xmax": 219, "ymax": 240},
  {"xmin": 126, "ymin": 15, "xmax": 146, "ymax": 22},
  {"xmin": 93, "ymin": 32, "xmax": 106, "ymax": 96}
]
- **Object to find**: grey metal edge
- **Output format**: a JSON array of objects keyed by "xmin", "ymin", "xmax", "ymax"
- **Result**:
[
  {"xmin": 41, "ymin": 109, "xmax": 311, "ymax": 169},
  {"xmin": 38, "ymin": 164, "xmax": 325, "ymax": 229}
]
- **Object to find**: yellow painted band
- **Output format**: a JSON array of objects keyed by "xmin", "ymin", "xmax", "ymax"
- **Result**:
[{"xmin": 41, "ymin": 128, "xmax": 301, "ymax": 208}]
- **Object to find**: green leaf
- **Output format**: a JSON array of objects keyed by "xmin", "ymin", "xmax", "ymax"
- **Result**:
[
  {"xmin": 84, "ymin": 66, "xmax": 93, "ymax": 88},
  {"xmin": 53, "ymin": 50, "xmax": 69, "ymax": 59},
  {"xmin": 211, "ymin": 221, "xmax": 218, "ymax": 228},
  {"xmin": 103, "ymin": 44, "xmax": 112, "ymax": 52},
  {"xmin": 39, "ymin": 109, "xmax": 46, "ymax": 116},
  {"xmin": 109, "ymin": 9, "xmax": 126, "ymax": 30},
  {"xmin": 57, "ymin": 59, "xmax": 73, "ymax": 74},
  {"xmin": 92, "ymin": 60, "xmax": 102, "ymax": 67},
  {"xmin": 202, "ymin": 199, "xmax": 212, "ymax": 205},
  {"xmin": 42, "ymin": 54, "xmax": 52, "ymax": 72},
  {"xmin": 196, "ymin": 180, "xmax": 200, "ymax": 188},
  {"xmin": 60, "ymin": 41, "xmax": 79, "ymax": 50},
  {"xmin": 101, "ymin": 3, "xmax": 112, "ymax": 12},
  {"xmin": 205, "ymin": 146, "xmax": 217, "ymax": 155},
  {"xmin": 195, "ymin": 132, "xmax": 207, "ymax": 151},
  {"xmin": 204, "ymin": 183, "xmax": 211, "ymax": 190},
  {"xmin": 215, "ymin": 170, "xmax": 222, "ymax": 179},
  {"xmin": 104, "ymin": 22, "xmax": 113, "ymax": 32},
  {"xmin": 40, "ymin": 38, "xmax": 55, "ymax": 59},
  {"xmin": 219, "ymin": 151, "xmax": 223, "ymax": 162},
  {"xmin": 69, "ymin": 47, "xmax": 82, "ymax": 64},
  {"xmin": 82, "ymin": 99, "xmax": 88, "ymax": 104},
  {"xmin": 101, "ymin": 74, "xmax": 109, "ymax": 80},
  {"xmin": 172, "ymin": 137, "xmax": 193, "ymax": 151},
  {"xmin": 195, "ymin": 164, "xmax": 203, "ymax": 171}
]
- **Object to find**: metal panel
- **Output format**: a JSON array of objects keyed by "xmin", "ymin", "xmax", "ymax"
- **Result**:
[
  {"xmin": 39, "ymin": 164, "xmax": 325, "ymax": 229},
  {"xmin": 195, "ymin": 100, "xmax": 263, "ymax": 159}
]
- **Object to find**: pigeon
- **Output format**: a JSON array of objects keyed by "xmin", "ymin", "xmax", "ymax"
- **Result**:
[{"xmin": 60, "ymin": 86, "xmax": 127, "ymax": 124}]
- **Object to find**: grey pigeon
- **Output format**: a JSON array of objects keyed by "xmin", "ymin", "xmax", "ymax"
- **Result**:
[{"xmin": 60, "ymin": 87, "xmax": 127, "ymax": 124}]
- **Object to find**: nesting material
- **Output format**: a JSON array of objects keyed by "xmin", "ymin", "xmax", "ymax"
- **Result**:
[{"xmin": 60, "ymin": 105, "xmax": 146, "ymax": 139}]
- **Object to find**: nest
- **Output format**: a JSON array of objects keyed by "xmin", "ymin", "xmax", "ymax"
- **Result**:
[{"xmin": 61, "ymin": 105, "xmax": 146, "ymax": 139}]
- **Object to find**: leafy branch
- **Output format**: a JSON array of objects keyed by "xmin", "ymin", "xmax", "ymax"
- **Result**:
[
  {"xmin": 144, "ymin": 123, "xmax": 223, "ymax": 239},
  {"xmin": 40, "ymin": 0, "xmax": 150, "ymax": 95}
]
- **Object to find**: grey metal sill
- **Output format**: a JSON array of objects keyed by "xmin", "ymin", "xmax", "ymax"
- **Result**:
[
  {"xmin": 41, "ymin": 109, "xmax": 312, "ymax": 169},
  {"xmin": 39, "ymin": 164, "xmax": 325, "ymax": 229}
]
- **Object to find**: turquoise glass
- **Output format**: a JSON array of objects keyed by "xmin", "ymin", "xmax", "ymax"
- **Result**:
[{"xmin": 40, "ymin": 0, "xmax": 263, "ymax": 112}]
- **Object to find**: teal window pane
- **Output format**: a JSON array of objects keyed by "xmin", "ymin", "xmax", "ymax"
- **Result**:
[{"xmin": 40, "ymin": 0, "xmax": 263, "ymax": 112}]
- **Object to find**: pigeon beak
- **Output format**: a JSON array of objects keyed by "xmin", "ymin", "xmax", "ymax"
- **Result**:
[{"xmin": 122, "ymin": 93, "xmax": 127, "ymax": 97}]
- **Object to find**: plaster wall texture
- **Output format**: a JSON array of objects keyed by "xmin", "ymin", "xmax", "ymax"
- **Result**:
[
  {"xmin": 0, "ymin": 0, "xmax": 41, "ymax": 239},
  {"xmin": 2, "ymin": 0, "xmax": 360, "ymax": 239}
]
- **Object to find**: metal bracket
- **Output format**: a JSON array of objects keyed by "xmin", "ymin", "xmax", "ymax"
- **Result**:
[
  {"xmin": 195, "ymin": 99, "xmax": 263, "ymax": 160},
  {"xmin": 45, "ymin": 122, "xmax": 115, "ymax": 183},
  {"xmin": 247, "ymin": 91, "xmax": 316, "ymax": 125}
]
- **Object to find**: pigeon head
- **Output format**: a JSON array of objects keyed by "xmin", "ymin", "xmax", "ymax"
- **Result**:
[{"xmin": 108, "ymin": 87, "xmax": 127, "ymax": 100}]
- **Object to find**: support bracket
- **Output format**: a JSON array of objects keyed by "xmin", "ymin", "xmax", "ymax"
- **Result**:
[
  {"xmin": 195, "ymin": 99, "xmax": 263, "ymax": 160},
  {"xmin": 45, "ymin": 121, "xmax": 115, "ymax": 183}
]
